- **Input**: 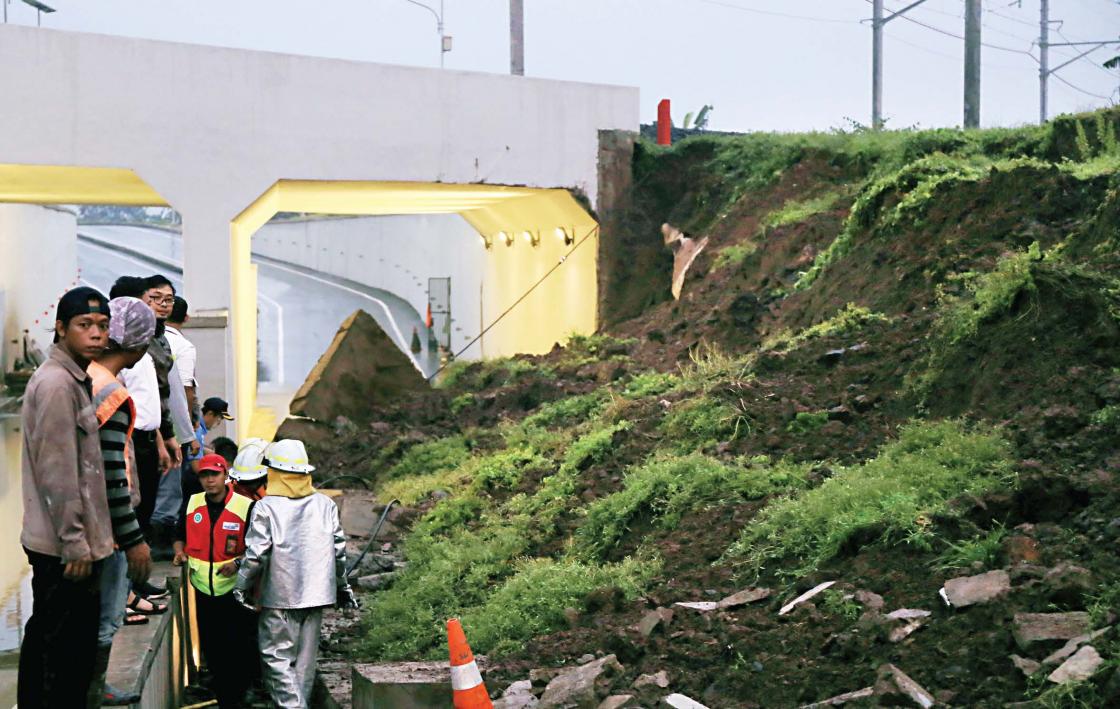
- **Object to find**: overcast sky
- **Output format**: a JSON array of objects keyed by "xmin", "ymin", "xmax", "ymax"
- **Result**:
[{"xmin": 4, "ymin": 0, "xmax": 1119, "ymax": 132}]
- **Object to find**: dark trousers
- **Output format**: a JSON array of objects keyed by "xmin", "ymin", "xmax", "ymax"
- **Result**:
[
  {"xmin": 18, "ymin": 549, "xmax": 102, "ymax": 709},
  {"xmin": 133, "ymin": 430, "xmax": 160, "ymax": 532},
  {"xmin": 196, "ymin": 589, "xmax": 257, "ymax": 708}
]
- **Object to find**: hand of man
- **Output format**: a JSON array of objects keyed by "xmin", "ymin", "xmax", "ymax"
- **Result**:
[
  {"xmin": 63, "ymin": 557, "xmax": 93, "ymax": 580},
  {"xmin": 189, "ymin": 438, "xmax": 201, "ymax": 456},
  {"xmin": 336, "ymin": 586, "xmax": 360, "ymax": 611},
  {"xmin": 172, "ymin": 542, "xmax": 188, "ymax": 567},
  {"xmin": 217, "ymin": 562, "xmax": 238, "ymax": 578},
  {"xmin": 166, "ymin": 437, "xmax": 182, "ymax": 467},
  {"xmin": 233, "ymin": 588, "xmax": 257, "ymax": 613},
  {"xmin": 157, "ymin": 441, "xmax": 172, "ymax": 475},
  {"xmin": 125, "ymin": 542, "xmax": 153, "ymax": 584}
]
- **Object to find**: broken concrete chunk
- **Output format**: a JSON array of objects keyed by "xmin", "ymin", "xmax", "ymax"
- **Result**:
[
  {"xmin": 885, "ymin": 608, "xmax": 932, "ymax": 620},
  {"xmin": 854, "ymin": 590, "xmax": 885, "ymax": 611},
  {"xmin": 779, "ymin": 581, "xmax": 836, "ymax": 616},
  {"xmin": 636, "ymin": 608, "xmax": 674, "ymax": 637},
  {"xmin": 494, "ymin": 693, "xmax": 541, "ymax": 709},
  {"xmin": 1047, "ymin": 645, "xmax": 1103, "ymax": 684},
  {"xmin": 798, "ymin": 687, "xmax": 875, "ymax": 708},
  {"xmin": 632, "ymin": 671, "xmax": 670, "ymax": 690},
  {"xmin": 1042, "ymin": 626, "xmax": 1111, "ymax": 666},
  {"xmin": 355, "ymin": 571, "xmax": 397, "ymax": 592},
  {"xmin": 598, "ymin": 696, "xmax": 637, "ymax": 709},
  {"xmin": 673, "ymin": 601, "xmax": 722, "ymax": 612},
  {"xmin": 888, "ymin": 620, "xmax": 925, "ymax": 643},
  {"xmin": 1010, "ymin": 654, "xmax": 1042, "ymax": 677},
  {"xmin": 661, "ymin": 223, "xmax": 710, "ymax": 301},
  {"xmin": 941, "ymin": 570, "xmax": 1010, "ymax": 608},
  {"xmin": 662, "ymin": 694, "xmax": 710, "ymax": 709},
  {"xmin": 718, "ymin": 587, "xmax": 772, "ymax": 609},
  {"xmin": 539, "ymin": 655, "xmax": 624, "ymax": 709},
  {"xmin": 875, "ymin": 664, "xmax": 935, "ymax": 709},
  {"xmin": 1012, "ymin": 612, "xmax": 1092, "ymax": 649}
]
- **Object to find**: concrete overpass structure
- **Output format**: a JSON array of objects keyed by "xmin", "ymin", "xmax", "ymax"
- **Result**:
[{"xmin": 0, "ymin": 24, "xmax": 638, "ymax": 438}]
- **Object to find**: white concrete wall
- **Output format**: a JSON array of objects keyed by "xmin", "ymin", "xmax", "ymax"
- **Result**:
[
  {"xmin": 0, "ymin": 24, "xmax": 639, "ymax": 415},
  {"xmin": 252, "ymin": 215, "xmax": 485, "ymax": 359},
  {"xmin": 0, "ymin": 204, "xmax": 78, "ymax": 370}
]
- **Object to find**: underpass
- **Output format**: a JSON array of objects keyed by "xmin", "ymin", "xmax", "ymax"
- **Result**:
[{"xmin": 77, "ymin": 224, "xmax": 440, "ymax": 417}]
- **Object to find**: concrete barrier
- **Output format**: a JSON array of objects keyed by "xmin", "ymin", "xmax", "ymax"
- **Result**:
[{"xmin": 351, "ymin": 661, "xmax": 453, "ymax": 708}]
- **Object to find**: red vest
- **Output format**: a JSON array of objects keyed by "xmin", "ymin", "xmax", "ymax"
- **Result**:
[{"xmin": 184, "ymin": 486, "xmax": 252, "ymax": 596}]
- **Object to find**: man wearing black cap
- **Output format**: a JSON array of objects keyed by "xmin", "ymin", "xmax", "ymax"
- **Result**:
[
  {"xmin": 18, "ymin": 286, "xmax": 116, "ymax": 707},
  {"xmin": 179, "ymin": 397, "xmax": 236, "ymax": 529}
]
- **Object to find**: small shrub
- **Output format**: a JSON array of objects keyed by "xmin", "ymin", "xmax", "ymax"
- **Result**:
[
  {"xmin": 522, "ymin": 391, "xmax": 608, "ymax": 429},
  {"xmin": 1090, "ymin": 405, "xmax": 1120, "ymax": 428},
  {"xmin": 381, "ymin": 435, "xmax": 470, "ymax": 482},
  {"xmin": 764, "ymin": 303, "xmax": 889, "ymax": 353},
  {"xmin": 459, "ymin": 556, "xmax": 661, "ymax": 656},
  {"xmin": 677, "ymin": 342, "xmax": 754, "ymax": 392},
  {"xmin": 449, "ymin": 393, "xmax": 476, "ymax": 416},
  {"xmin": 786, "ymin": 411, "xmax": 829, "ymax": 434},
  {"xmin": 661, "ymin": 397, "xmax": 743, "ymax": 451},
  {"xmin": 723, "ymin": 420, "xmax": 1016, "ymax": 575},
  {"xmin": 711, "ymin": 242, "xmax": 758, "ymax": 272},
  {"xmin": 932, "ymin": 526, "xmax": 1006, "ymax": 571},
  {"xmin": 577, "ymin": 454, "xmax": 810, "ymax": 558},
  {"xmin": 819, "ymin": 589, "xmax": 861, "ymax": 621},
  {"xmin": 621, "ymin": 371, "xmax": 682, "ymax": 399},
  {"xmin": 760, "ymin": 190, "xmax": 846, "ymax": 232}
]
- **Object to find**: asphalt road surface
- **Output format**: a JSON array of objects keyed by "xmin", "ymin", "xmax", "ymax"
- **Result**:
[{"xmin": 77, "ymin": 225, "xmax": 439, "ymax": 395}]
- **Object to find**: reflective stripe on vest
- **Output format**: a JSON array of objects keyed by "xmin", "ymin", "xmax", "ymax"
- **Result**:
[{"xmin": 184, "ymin": 487, "xmax": 252, "ymax": 596}]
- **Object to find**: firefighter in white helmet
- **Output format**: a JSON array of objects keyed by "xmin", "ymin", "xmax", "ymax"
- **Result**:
[
  {"xmin": 229, "ymin": 438, "xmax": 269, "ymax": 501},
  {"xmin": 234, "ymin": 439, "xmax": 358, "ymax": 709}
]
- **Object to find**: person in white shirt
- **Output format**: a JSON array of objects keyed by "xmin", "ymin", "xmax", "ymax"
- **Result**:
[{"xmin": 164, "ymin": 296, "xmax": 198, "ymax": 424}]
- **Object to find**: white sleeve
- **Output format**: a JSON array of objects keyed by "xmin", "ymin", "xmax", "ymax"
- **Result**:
[{"xmin": 178, "ymin": 342, "xmax": 197, "ymax": 388}]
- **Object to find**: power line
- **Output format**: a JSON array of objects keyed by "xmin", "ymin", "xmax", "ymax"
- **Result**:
[
  {"xmin": 1051, "ymin": 71, "xmax": 1114, "ymax": 101},
  {"xmin": 689, "ymin": 0, "xmax": 856, "ymax": 24},
  {"xmin": 866, "ymin": 0, "xmax": 1036, "ymax": 56}
]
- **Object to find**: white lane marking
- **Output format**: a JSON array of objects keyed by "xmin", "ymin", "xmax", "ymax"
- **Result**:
[
  {"xmin": 77, "ymin": 239, "xmax": 184, "ymax": 288},
  {"xmin": 256, "ymin": 290, "xmax": 286, "ymax": 387},
  {"xmin": 255, "ymin": 259, "xmax": 411, "ymax": 354}
]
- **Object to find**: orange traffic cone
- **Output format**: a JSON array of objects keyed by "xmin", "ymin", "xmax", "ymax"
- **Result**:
[
  {"xmin": 426, "ymin": 303, "xmax": 434, "ymax": 329},
  {"xmin": 447, "ymin": 618, "xmax": 492, "ymax": 709}
]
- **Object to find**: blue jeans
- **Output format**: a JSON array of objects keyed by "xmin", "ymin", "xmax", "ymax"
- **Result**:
[
  {"xmin": 151, "ymin": 452, "xmax": 186, "ymax": 527},
  {"xmin": 97, "ymin": 550, "xmax": 129, "ymax": 646}
]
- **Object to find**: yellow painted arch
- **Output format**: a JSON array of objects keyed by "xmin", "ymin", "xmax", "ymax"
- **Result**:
[
  {"xmin": 232, "ymin": 180, "xmax": 599, "ymax": 441},
  {"xmin": 0, "ymin": 163, "xmax": 169, "ymax": 206}
]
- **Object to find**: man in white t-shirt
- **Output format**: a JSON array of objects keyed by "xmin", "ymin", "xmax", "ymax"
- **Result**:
[{"xmin": 164, "ymin": 296, "xmax": 198, "ymax": 424}]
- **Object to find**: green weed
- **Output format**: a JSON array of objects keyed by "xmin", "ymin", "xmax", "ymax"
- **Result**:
[
  {"xmin": 522, "ymin": 391, "xmax": 609, "ymax": 429},
  {"xmin": 661, "ymin": 397, "xmax": 744, "ymax": 451},
  {"xmin": 932, "ymin": 526, "xmax": 1006, "ymax": 572},
  {"xmin": 380, "ymin": 435, "xmax": 470, "ymax": 482},
  {"xmin": 761, "ymin": 190, "xmax": 846, "ymax": 232},
  {"xmin": 711, "ymin": 242, "xmax": 758, "ymax": 272},
  {"xmin": 1091, "ymin": 405, "xmax": 1120, "ymax": 428},
  {"xmin": 449, "ymin": 393, "xmax": 476, "ymax": 416},
  {"xmin": 819, "ymin": 589, "xmax": 862, "ymax": 621},
  {"xmin": 786, "ymin": 411, "xmax": 829, "ymax": 435},
  {"xmin": 677, "ymin": 342, "xmax": 754, "ymax": 392},
  {"xmin": 576, "ymin": 454, "xmax": 810, "ymax": 559},
  {"xmin": 723, "ymin": 420, "xmax": 1016, "ymax": 575},
  {"xmin": 459, "ymin": 556, "xmax": 661, "ymax": 656},
  {"xmin": 621, "ymin": 371, "xmax": 682, "ymax": 399},
  {"xmin": 763, "ymin": 303, "xmax": 889, "ymax": 353}
]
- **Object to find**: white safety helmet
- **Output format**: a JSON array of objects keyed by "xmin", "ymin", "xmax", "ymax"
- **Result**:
[
  {"xmin": 263, "ymin": 439, "xmax": 316, "ymax": 474},
  {"xmin": 230, "ymin": 437, "xmax": 269, "ymax": 483}
]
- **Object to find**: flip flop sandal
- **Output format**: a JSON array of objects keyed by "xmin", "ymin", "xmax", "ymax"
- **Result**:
[
  {"xmin": 124, "ymin": 613, "xmax": 150, "ymax": 626},
  {"xmin": 127, "ymin": 593, "xmax": 168, "ymax": 615}
]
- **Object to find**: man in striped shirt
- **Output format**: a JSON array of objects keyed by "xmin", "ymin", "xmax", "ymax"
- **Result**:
[{"xmin": 86, "ymin": 296, "xmax": 156, "ymax": 707}]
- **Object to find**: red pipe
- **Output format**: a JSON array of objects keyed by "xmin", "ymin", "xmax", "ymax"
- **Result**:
[{"xmin": 657, "ymin": 99, "xmax": 672, "ymax": 146}]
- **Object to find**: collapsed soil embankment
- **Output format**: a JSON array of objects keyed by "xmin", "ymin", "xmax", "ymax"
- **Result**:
[{"xmin": 313, "ymin": 108, "xmax": 1120, "ymax": 707}]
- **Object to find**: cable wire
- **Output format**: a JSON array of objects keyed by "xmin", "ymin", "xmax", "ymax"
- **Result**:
[{"xmin": 689, "ymin": 0, "xmax": 857, "ymax": 24}]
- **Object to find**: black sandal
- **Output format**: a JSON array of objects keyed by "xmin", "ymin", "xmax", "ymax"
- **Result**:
[{"xmin": 127, "ymin": 593, "xmax": 168, "ymax": 615}]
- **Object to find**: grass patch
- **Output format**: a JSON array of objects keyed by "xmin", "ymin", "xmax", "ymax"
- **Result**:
[
  {"xmin": 932, "ymin": 526, "xmax": 1006, "ymax": 572},
  {"xmin": 760, "ymin": 190, "xmax": 846, "ymax": 232},
  {"xmin": 723, "ymin": 419, "xmax": 1016, "ymax": 575},
  {"xmin": 620, "ymin": 371, "xmax": 682, "ymax": 399},
  {"xmin": 677, "ymin": 342, "xmax": 754, "ymax": 393},
  {"xmin": 661, "ymin": 396, "xmax": 746, "ymax": 451},
  {"xmin": 763, "ymin": 303, "xmax": 889, "ymax": 353},
  {"xmin": 459, "ymin": 556, "xmax": 661, "ymax": 656},
  {"xmin": 711, "ymin": 242, "xmax": 758, "ymax": 272},
  {"xmin": 522, "ymin": 391, "xmax": 609, "ymax": 429},
  {"xmin": 786, "ymin": 411, "xmax": 829, "ymax": 434},
  {"xmin": 576, "ymin": 454, "xmax": 810, "ymax": 559}
]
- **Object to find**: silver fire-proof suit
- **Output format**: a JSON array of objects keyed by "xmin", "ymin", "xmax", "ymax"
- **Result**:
[{"xmin": 236, "ymin": 492, "xmax": 352, "ymax": 709}]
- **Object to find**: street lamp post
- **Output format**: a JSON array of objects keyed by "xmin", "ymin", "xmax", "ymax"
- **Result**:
[{"xmin": 401, "ymin": 0, "xmax": 451, "ymax": 68}]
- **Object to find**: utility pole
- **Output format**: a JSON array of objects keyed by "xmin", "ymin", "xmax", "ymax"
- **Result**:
[
  {"xmin": 870, "ymin": 0, "xmax": 930, "ymax": 130},
  {"xmin": 510, "ymin": 0, "xmax": 525, "ymax": 76},
  {"xmin": 872, "ymin": 0, "xmax": 883, "ymax": 130},
  {"xmin": 963, "ymin": 0, "xmax": 981, "ymax": 128},
  {"xmin": 1040, "ymin": 0, "xmax": 1049, "ymax": 124}
]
